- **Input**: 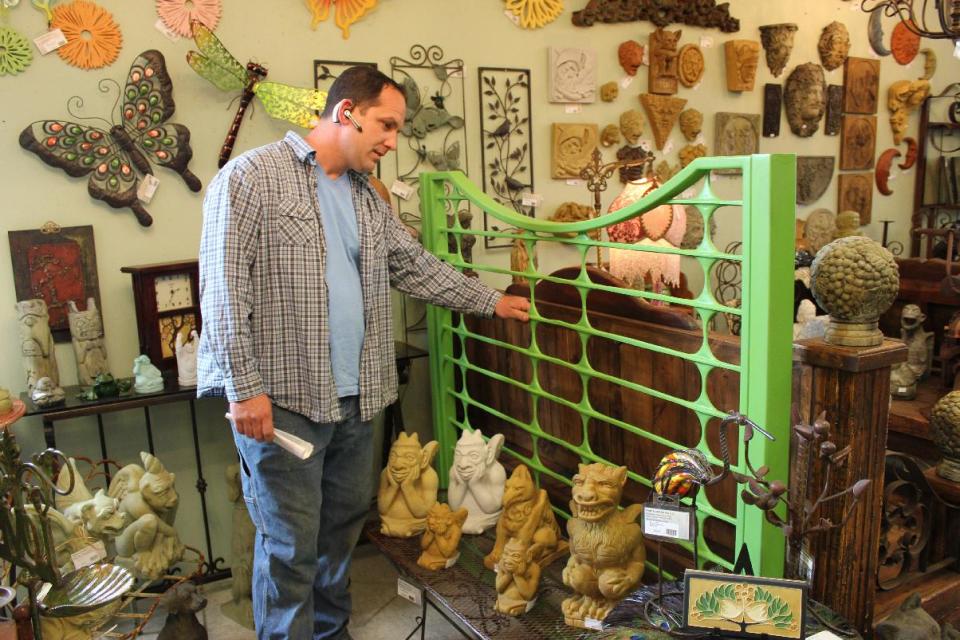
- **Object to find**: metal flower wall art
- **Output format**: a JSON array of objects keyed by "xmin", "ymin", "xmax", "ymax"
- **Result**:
[
  {"xmin": 0, "ymin": 25, "xmax": 32, "ymax": 75},
  {"xmin": 50, "ymin": 0, "xmax": 122, "ymax": 70},
  {"xmin": 156, "ymin": 0, "xmax": 221, "ymax": 38},
  {"xmin": 305, "ymin": 0, "xmax": 378, "ymax": 38},
  {"xmin": 503, "ymin": 0, "xmax": 563, "ymax": 29},
  {"xmin": 19, "ymin": 50, "xmax": 202, "ymax": 227},
  {"xmin": 478, "ymin": 67, "xmax": 534, "ymax": 248}
]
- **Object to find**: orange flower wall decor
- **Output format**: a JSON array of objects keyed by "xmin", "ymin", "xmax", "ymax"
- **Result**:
[
  {"xmin": 156, "ymin": 0, "xmax": 221, "ymax": 38},
  {"xmin": 305, "ymin": 0, "xmax": 377, "ymax": 38},
  {"xmin": 50, "ymin": 0, "xmax": 122, "ymax": 69}
]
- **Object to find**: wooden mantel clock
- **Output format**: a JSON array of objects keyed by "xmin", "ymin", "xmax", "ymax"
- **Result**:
[{"xmin": 121, "ymin": 260, "xmax": 201, "ymax": 377}]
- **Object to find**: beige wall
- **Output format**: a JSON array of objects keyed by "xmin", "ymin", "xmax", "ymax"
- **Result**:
[{"xmin": 0, "ymin": 0, "xmax": 957, "ymax": 563}]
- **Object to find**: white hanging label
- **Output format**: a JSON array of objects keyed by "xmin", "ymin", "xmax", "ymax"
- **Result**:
[
  {"xmin": 699, "ymin": 36, "xmax": 713, "ymax": 49},
  {"xmin": 137, "ymin": 174, "xmax": 161, "ymax": 203},
  {"xmin": 643, "ymin": 504, "xmax": 693, "ymax": 541},
  {"xmin": 565, "ymin": 179, "xmax": 583, "ymax": 187},
  {"xmin": 584, "ymin": 618, "xmax": 604, "ymax": 630},
  {"xmin": 34, "ymin": 28, "xmax": 66, "ymax": 54},
  {"xmin": 445, "ymin": 552, "xmax": 460, "ymax": 568},
  {"xmin": 639, "ymin": 140, "xmax": 653, "ymax": 152},
  {"xmin": 663, "ymin": 140, "xmax": 675, "ymax": 154},
  {"xmin": 564, "ymin": 104, "xmax": 582, "ymax": 114},
  {"xmin": 521, "ymin": 192, "xmax": 543, "ymax": 207},
  {"xmin": 390, "ymin": 180, "xmax": 415, "ymax": 200},
  {"xmin": 620, "ymin": 75, "xmax": 635, "ymax": 89},
  {"xmin": 397, "ymin": 578, "xmax": 422, "ymax": 606},
  {"xmin": 71, "ymin": 541, "xmax": 107, "ymax": 569},
  {"xmin": 503, "ymin": 9, "xmax": 520, "ymax": 25},
  {"xmin": 154, "ymin": 18, "xmax": 181, "ymax": 42}
]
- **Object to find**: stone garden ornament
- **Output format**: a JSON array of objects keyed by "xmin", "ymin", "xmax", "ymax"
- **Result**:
[
  {"xmin": 31, "ymin": 377, "xmax": 65, "ymax": 408},
  {"xmin": 796, "ymin": 156, "xmax": 835, "ymax": 205},
  {"xmin": 17, "ymin": 299, "xmax": 60, "ymax": 394},
  {"xmin": 495, "ymin": 491, "xmax": 550, "ymax": 615},
  {"xmin": 417, "ymin": 503, "xmax": 468, "ymax": 570},
  {"xmin": 55, "ymin": 458, "xmax": 127, "ymax": 545},
  {"xmin": 931, "ymin": 392, "xmax": 960, "ymax": 482},
  {"xmin": 890, "ymin": 305, "xmax": 934, "ymax": 399},
  {"xmin": 723, "ymin": 40, "xmax": 760, "ymax": 92},
  {"xmin": 222, "ymin": 464, "xmax": 254, "ymax": 629},
  {"xmin": 378, "ymin": 432, "xmax": 440, "ymax": 537},
  {"xmin": 549, "ymin": 47, "xmax": 597, "ymax": 103},
  {"xmin": 714, "ymin": 112, "xmax": 760, "ymax": 159},
  {"xmin": 67, "ymin": 298, "xmax": 108, "ymax": 386},
  {"xmin": 759, "ymin": 23, "xmax": 797, "ymax": 77},
  {"xmin": 175, "ymin": 329, "xmax": 199, "ymax": 388},
  {"xmin": 447, "ymin": 430, "xmax": 506, "ymax": 535},
  {"xmin": 784, "ymin": 63, "xmax": 826, "ymax": 137},
  {"xmin": 818, "ymin": 21, "xmax": 850, "ymax": 71},
  {"xmin": 133, "ymin": 354, "xmax": 164, "ymax": 394}
]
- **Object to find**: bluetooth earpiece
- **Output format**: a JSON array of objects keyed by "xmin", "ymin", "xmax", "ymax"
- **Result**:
[
  {"xmin": 341, "ymin": 108, "xmax": 363, "ymax": 132},
  {"xmin": 333, "ymin": 99, "xmax": 363, "ymax": 132}
]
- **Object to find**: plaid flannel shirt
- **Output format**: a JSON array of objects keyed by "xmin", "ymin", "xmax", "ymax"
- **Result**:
[{"xmin": 197, "ymin": 132, "xmax": 501, "ymax": 423}]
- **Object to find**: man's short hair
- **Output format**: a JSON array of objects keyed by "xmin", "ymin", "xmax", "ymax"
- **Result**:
[{"xmin": 321, "ymin": 66, "xmax": 405, "ymax": 118}]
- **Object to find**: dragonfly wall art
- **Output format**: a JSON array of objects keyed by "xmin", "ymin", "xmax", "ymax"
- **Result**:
[{"xmin": 186, "ymin": 21, "xmax": 328, "ymax": 167}]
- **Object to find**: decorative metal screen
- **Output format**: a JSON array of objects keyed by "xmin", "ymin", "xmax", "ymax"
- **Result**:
[{"xmin": 420, "ymin": 154, "xmax": 795, "ymax": 578}]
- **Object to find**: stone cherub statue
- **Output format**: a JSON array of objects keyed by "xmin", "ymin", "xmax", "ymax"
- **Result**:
[
  {"xmin": 378, "ymin": 432, "xmax": 439, "ymax": 538},
  {"xmin": 175, "ymin": 330, "xmax": 200, "ymax": 388},
  {"xmin": 55, "ymin": 458, "xmax": 128, "ymax": 543},
  {"xmin": 447, "ymin": 430, "xmax": 506, "ymax": 535},
  {"xmin": 495, "ymin": 489, "xmax": 552, "ymax": 616},
  {"xmin": 417, "ymin": 503, "xmax": 468, "ymax": 571},
  {"xmin": 107, "ymin": 452, "xmax": 185, "ymax": 579},
  {"xmin": 483, "ymin": 464, "xmax": 567, "ymax": 571},
  {"xmin": 16, "ymin": 298, "xmax": 59, "ymax": 393},
  {"xmin": 133, "ymin": 354, "xmax": 164, "ymax": 394},
  {"xmin": 67, "ymin": 298, "xmax": 109, "ymax": 386},
  {"xmin": 221, "ymin": 463, "xmax": 254, "ymax": 629},
  {"xmin": 891, "ymin": 304, "xmax": 935, "ymax": 399},
  {"xmin": 562, "ymin": 463, "xmax": 645, "ymax": 628}
]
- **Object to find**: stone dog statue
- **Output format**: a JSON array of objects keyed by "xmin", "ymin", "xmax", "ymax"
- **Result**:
[
  {"xmin": 56, "ymin": 458, "xmax": 128, "ymax": 543},
  {"xmin": 447, "ymin": 430, "xmax": 506, "ymax": 534},
  {"xmin": 378, "ymin": 432, "xmax": 439, "ymax": 537}
]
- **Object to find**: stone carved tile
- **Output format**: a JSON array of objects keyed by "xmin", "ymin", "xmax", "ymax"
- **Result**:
[
  {"xmin": 724, "ymin": 40, "xmax": 760, "ymax": 92},
  {"xmin": 843, "ymin": 57, "xmax": 880, "ymax": 115},
  {"xmin": 648, "ymin": 28, "xmax": 681, "ymax": 95},
  {"xmin": 640, "ymin": 93, "xmax": 686, "ymax": 150},
  {"xmin": 548, "ymin": 47, "xmax": 597, "ymax": 103},
  {"xmin": 759, "ymin": 23, "xmax": 797, "ymax": 77},
  {"xmin": 551, "ymin": 123, "xmax": 599, "ymax": 178},
  {"xmin": 678, "ymin": 44, "xmax": 704, "ymax": 87},
  {"xmin": 763, "ymin": 83, "xmax": 782, "ymax": 138},
  {"xmin": 796, "ymin": 156, "xmax": 835, "ymax": 205},
  {"xmin": 840, "ymin": 114, "xmax": 877, "ymax": 171},
  {"xmin": 838, "ymin": 172, "xmax": 873, "ymax": 225},
  {"xmin": 715, "ymin": 112, "xmax": 760, "ymax": 157},
  {"xmin": 825, "ymin": 84, "xmax": 843, "ymax": 136}
]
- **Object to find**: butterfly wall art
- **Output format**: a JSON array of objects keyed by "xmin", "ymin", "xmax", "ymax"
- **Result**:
[
  {"xmin": 187, "ymin": 21, "xmax": 328, "ymax": 167},
  {"xmin": 19, "ymin": 50, "xmax": 201, "ymax": 227}
]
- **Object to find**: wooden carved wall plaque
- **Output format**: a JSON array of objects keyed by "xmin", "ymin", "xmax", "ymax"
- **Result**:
[
  {"xmin": 640, "ymin": 93, "xmax": 686, "ymax": 150},
  {"xmin": 724, "ymin": 40, "xmax": 760, "ymax": 92},
  {"xmin": 763, "ymin": 84, "xmax": 782, "ymax": 137},
  {"xmin": 842, "ymin": 57, "xmax": 880, "ymax": 115},
  {"xmin": 551, "ymin": 123, "xmax": 599, "ymax": 178},
  {"xmin": 840, "ymin": 114, "xmax": 877, "ymax": 170},
  {"xmin": 677, "ymin": 44, "xmax": 704, "ymax": 88},
  {"xmin": 648, "ymin": 28, "xmax": 681, "ymax": 95},
  {"xmin": 825, "ymin": 84, "xmax": 843, "ymax": 136},
  {"xmin": 838, "ymin": 172, "xmax": 873, "ymax": 225}
]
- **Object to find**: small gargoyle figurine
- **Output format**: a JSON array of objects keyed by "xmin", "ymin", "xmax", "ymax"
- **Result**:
[
  {"xmin": 378, "ymin": 432, "xmax": 439, "ymax": 538},
  {"xmin": 562, "ymin": 463, "xmax": 644, "ymax": 628},
  {"xmin": 483, "ymin": 464, "xmax": 567, "ymax": 570},
  {"xmin": 55, "ymin": 458, "xmax": 127, "ymax": 543},
  {"xmin": 495, "ymin": 489, "xmax": 551, "ymax": 616},
  {"xmin": 447, "ymin": 430, "xmax": 506, "ymax": 534},
  {"xmin": 417, "ymin": 503, "xmax": 468, "ymax": 571}
]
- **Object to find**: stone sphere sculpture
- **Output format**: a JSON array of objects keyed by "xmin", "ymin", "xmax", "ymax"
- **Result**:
[
  {"xmin": 931, "ymin": 391, "xmax": 960, "ymax": 482},
  {"xmin": 810, "ymin": 236, "xmax": 899, "ymax": 347}
]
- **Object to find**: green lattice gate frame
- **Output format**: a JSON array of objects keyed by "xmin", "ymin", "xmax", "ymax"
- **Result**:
[{"xmin": 420, "ymin": 154, "xmax": 795, "ymax": 578}]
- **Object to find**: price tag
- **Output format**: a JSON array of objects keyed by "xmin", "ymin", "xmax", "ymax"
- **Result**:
[
  {"xmin": 565, "ymin": 179, "xmax": 583, "ymax": 187},
  {"xmin": 564, "ymin": 104, "xmax": 582, "ymax": 114},
  {"xmin": 445, "ymin": 552, "xmax": 460, "ymax": 568},
  {"xmin": 584, "ymin": 618, "xmax": 604, "ymax": 630},
  {"xmin": 694, "ymin": 133, "xmax": 706, "ymax": 146},
  {"xmin": 71, "ymin": 541, "xmax": 107, "ymax": 569},
  {"xmin": 521, "ymin": 192, "xmax": 543, "ymax": 208},
  {"xmin": 397, "ymin": 578, "xmax": 422, "ymax": 606},
  {"xmin": 137, "ymin": 174, "xmax": 161, "ymax": 203},
  {"xmin": 390, "ymin": 179, "xmax": 415, "ymax": 200},
  {"xmin": 692, "ymin": 80, "xmax": 702, "ymax": 91},
  {"xmin": 643, "ymin": 501, "xmax": 695, "ymax": 542},
  {"xmin": 897, "ymin": 386, "xmax": 909, "ymax": 394},
  {"xmin": 620, "ymin": 75, "xmax": 634, "ymax": 89},
  {"xmin": 503, "ymin": 9, "xmax": 520, "ymax": 25},
  {"xmin": 639, "ymin": 140, "xmax": 652, "ymax": 152},
  {"xmin": 154, "ymin": 18, "xmax": 181, "ymax": 41},
  {"xmin": 34, "ymin": 28, "xmax": 66, "ymax": 54},
  {"xmin": 663, "ymin": 139, "xmax": 674, "ymax": 154},
  {"xmin": 699, "ymin": 36, "xmax": 713, "ymax": 49},
  {"xmin": 889, "ymin": 168, "xmax": 898, "ymax": 181}
]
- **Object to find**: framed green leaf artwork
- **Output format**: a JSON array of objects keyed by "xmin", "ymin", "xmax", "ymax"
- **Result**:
[{"xmin": 683, "ymin": 570, "xmax": 807, "ymax": 639}]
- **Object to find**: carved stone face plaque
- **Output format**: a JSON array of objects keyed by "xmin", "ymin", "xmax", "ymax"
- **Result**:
[
  {"xmin": 714, "ymin": 112, "xmax": 760, "ymax": 159},
  {"xmin": 619, "ymin": 109, "xmax": 644, "ymax": 145},
  {"xmin": 551, "ymin": 123, "xmax": 599, "ymax": 178},
  {"xmin": 763, "ymin": 84, "xmax": 782, "ymax": 137},
  {"xmin": 796, "ymin": 156, "xmax": 835, "ymax": 205},
  {"xmin": 601, "ymin": 124, "xmax": 620, "ymax": 147},
  {"xmin": 759, "ymin": 23, "xmax": 797, "ymax": 77},
  {"xmin": 840, "ymin": 114, "xmax": 877, "ymax": 170},
  {"xmin": 838, "ymin": 173, "xmax": 873, "ymax": 225},
  {"xmin": 648, "ymin": 28, "xmax": 681, "ymax": 95},
  {"xmin": 679, "ymin": 108, "xmax": 702, "ymax": 142},
  {"xmin": 549, "ymin": 47, "xmax": 597, "ymax": 103},
  {"xmin": 888, "ymin": 79, "xmax": 930, "ymax": 144},
  {"xmin": 842, "ymin": 57, "xmax": 880, "ymax": 115},
  {"xmin": 825, "ymin": 84, "xmax": 843, "ymax": 136},
  {"xmin": 804, "ymin": 208, "xmax": 838, "ymax": 254},
  {"xmin": 679, "ymin": 143, "xmax": 706, "ymax": 167},
  {"xmin": 784, "ymin": 63, "xmax": 826, "ymax": 137},
  {"xmin": 724, "ymin": 40, "xmax": 760, "ymax": 92},
  {"xmin": 677, "ymin": 44, "xmax": 704, "ymax": 87},
  {"xmin": 618, "ymin": 40, "xmax": 644, "ymax": 76},
  {"xmin": 640, "ymin": 93, "xmax": 687, "ymax": 150},
  {"xmin": 600, "ymin": 81, "xmax": 619, "ymax": 102},
  {"xmin": 818, "ymin": 21, "xmax": 850, "ymax": 71},
  {"xmin": 891, "ymin": 20, "xmax": 921, "ymax": 65}
]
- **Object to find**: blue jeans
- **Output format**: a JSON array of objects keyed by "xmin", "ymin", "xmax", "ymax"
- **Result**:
[{"xmin": 234, "ymin": 396, "xmax": 373, "ymax": 640}]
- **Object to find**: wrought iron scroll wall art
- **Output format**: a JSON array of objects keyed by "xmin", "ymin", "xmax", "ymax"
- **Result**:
[
  {"xmin": 478, "ymin": 67, "xmax": 534, "ymax": 249},
  {"xmin": 390, "ymin": 45, "xmax": 469, "ymax": 231},
  {"xmin": 314, "ymin": 59, "xmax": 379, "ymax": 177}
]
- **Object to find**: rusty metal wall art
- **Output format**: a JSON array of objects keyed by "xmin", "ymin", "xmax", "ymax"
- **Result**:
[{"xmin": 571, "ymin": 0, "xmax": 739, "ymax": 32}]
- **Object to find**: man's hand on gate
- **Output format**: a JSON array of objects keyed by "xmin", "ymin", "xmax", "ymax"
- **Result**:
[
  {"xmin": 227, "ymin": 394, "xmax": 275, "ymax": 442},
  {"xmin": 494, "ymin": 295, "xmax": 531, "ymax": 322}
]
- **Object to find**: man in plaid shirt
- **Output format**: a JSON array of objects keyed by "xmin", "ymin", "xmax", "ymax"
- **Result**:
[{"xmin": 198, "ymin": 66, "xmax": 529, "ymax": 639}]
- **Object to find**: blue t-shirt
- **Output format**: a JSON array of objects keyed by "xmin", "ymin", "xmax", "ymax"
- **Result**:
[{"xmin": 315, "ymin": 168, "xmax": 364, "ymax": 397}]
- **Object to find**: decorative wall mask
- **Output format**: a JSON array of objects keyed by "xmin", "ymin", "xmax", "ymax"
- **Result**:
[
  {"xmin": 20, "ymin": 50, "xmax": 202, "ymax": 227},
  {"xmin": 654, "ymin": 160, "xmax": 679, "ymax": 185},
  {"xmin": 618, "ymin": 40, "xmax": 643, "ymax": 76},
  {"xmin": 891, "ymin": 20, "xmax": 920, "ymax": 65},
  {"xmin": 378, "ymin": 432, "xmax": 440, "ymax": 538},
  {"xmin": 835, "ymin": 210, "xmax": 862, "ymax": 237},
  {"xmin": 67, "ymin": 298, "xmax": 108, "ymax": 386},
  {"xmin": 825, "ymin": 84, "xmax": 843, "ymax": 136},
  {"xmin": 784, "ymin": 63, "xmax": 826, "ymax": 137},
  {"xmin": 796, "ymin": 156, "xmax": 834, "ymax": 205},
  {"xmin": 842, "ymin": 57, "xmax": 880, "ymax": 115},
  {"xmin": 758, "ymin": 23, "xmax": 797, "ymax": 77},
  {"xmin": 817, "ymin": 21, "xmax": 850, "ymax": 71},
  {"xmin": 714, "ymin": 112, "xmax": 760, "ymax": 161},
  {"xmin": 0, "ymin": 27, "xmax": 32, "ymax": 75},
  {"xmin": 888, "ymin": 79, "xmax": 930, "ymax": 145},
  {"xmin": 763, "ymin": 83, "xmax": 782, "ymax": 137},
  {"xmin": 551, "ymin": 123, "xmax": 598, "ymax": 178},
  {"xmin": 548, "ymin": 202, "xmax": 597, "ymax": 237},
  {"xmin": 156, "ymin": 0, "xmax": 221, "ymax": 38},
  {"xmin": 619, "ymin": 109, "xmax": 644, "ymax": 145},
  {"xmin": 679, "ymin": 108, "xmax": 702, "ymax": 142},
  {"xmin": 51, "ymin": 0, "xmax": 122, "ymax": 70},
  {"xmin": 17, "ymin": 299, "xmax": 60, "ymax": 393},
  {"xmin": 840, "ymin": 114, "xmax": 877, "ymax": 170},
  {"xmin": 900, "ymin": 136, "xmax": 918, "ymax": 169},
  {"xmin": 648, "ymin": 28, "xmax": 681, "ymax": 95},
  {"xmin": 478, "ymin": 67, "xmax": 534, "ymax": 248},
  {"xmin": 640, "ymin": 93, "xmax": 686, "ymax": 150},
  {"xmin": 679, "ymin": 143, "xmax": 706, "ymax": 167},
  {"xmin": 723, "ymin": 40, "xmax": 760, "ymax": 92},
  {"xmin": 601, "ymin": 124, "xmax": 620, "ymax": 147},
  {"xmin": 305, "ymin": 0, "xmax": 378, "ymax": 38},
  {"xmin": 571, "ymin": 0, "xmax": 740, "ymax": 32},
  {"xmin": 920, "ymin": 48, "xmax": 937, "ymax": 80},
  {"xmin": 876, "ymin": 148, "xmax": 901, "ymax": 196},
  {"xmin": 868, "ymin": 8, "xmax": 892, "ymax": 57},
  {"xmin": 504, "ymin": 0, "xmax": 564, "ymax": 29},
  {"xmin": 600, "ymin": 81, "xmax": 618, "ymax": 102},
  {"xmin": 549, "ymin": 47, "xmax": 597, "ymax": 103},
  {"xmin": 803, "ymin": 209, "xmax": 837, "ymax": 254},
  {"xmin": 837, "ymin": 173, "xmax": 873, "ymax": 225},
  {"xmin": 677, "ymin": 43, "xmax": 704, "ymax": 87}
]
